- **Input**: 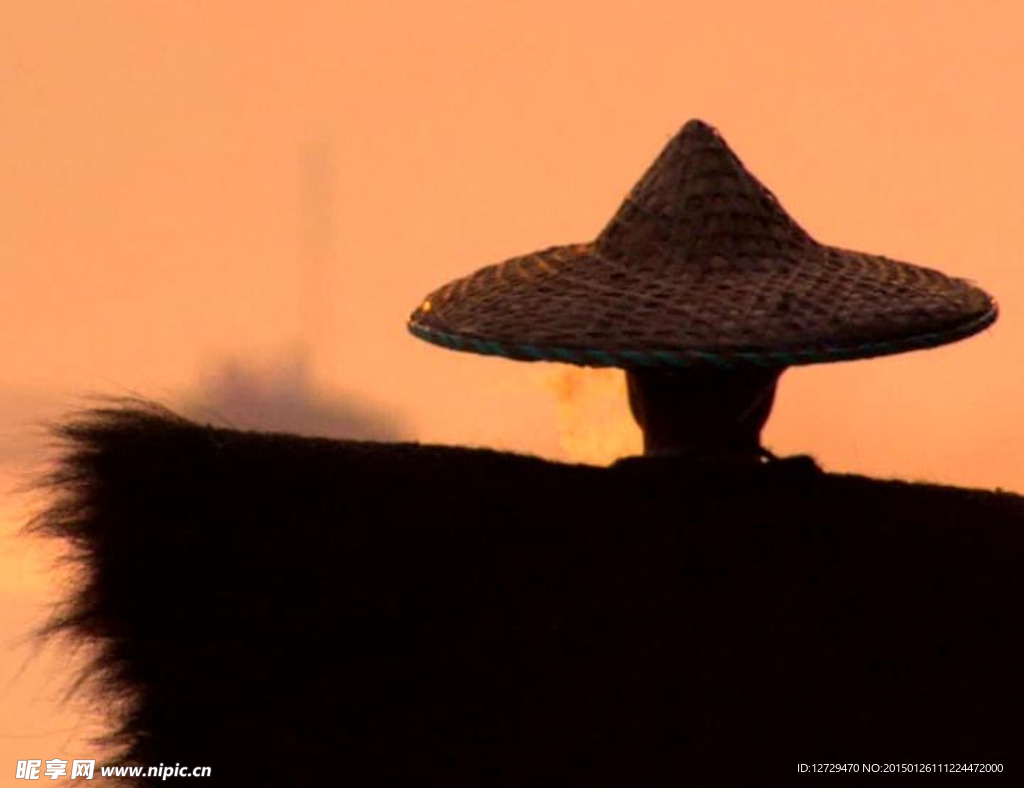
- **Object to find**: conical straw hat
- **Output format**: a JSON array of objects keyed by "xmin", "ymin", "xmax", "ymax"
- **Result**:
[{"xmin": 408, "ymin": 120, "xmax": 996, "ymax": 368}]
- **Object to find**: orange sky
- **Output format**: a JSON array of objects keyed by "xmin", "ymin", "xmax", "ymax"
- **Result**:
[{"xmin": 3, "ymin": 0, "xmax": 1023, "ymax": 769}]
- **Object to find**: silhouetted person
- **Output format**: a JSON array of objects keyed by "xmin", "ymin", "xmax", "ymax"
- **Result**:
[
  {"xmin": 30, "ymin": 119, "xmax": 1011, "ymax": 788},
  {"xmin": 409, "ymin": 120, "xmax": 995, "ymax": 466}
]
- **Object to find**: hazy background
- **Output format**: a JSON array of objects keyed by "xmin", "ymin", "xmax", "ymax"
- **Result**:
[{"xmin": 3, "ymin": 0, "xmax": 1022, "ymax": 771}]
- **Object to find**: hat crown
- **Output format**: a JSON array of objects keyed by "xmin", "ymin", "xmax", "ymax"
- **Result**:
[{"xmin": 597, "ymin": 120, "xmax": 814, "ymax": 265}]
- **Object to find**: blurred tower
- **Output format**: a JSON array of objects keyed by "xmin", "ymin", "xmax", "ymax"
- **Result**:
[{"xmin": 296, "ymin": 134, "xmax": 337, "ymax": 374}]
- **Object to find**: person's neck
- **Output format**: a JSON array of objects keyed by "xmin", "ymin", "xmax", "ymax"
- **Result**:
[{"xmin": 641, "ymin": 435, "xmax": 770, "ymax": 463}]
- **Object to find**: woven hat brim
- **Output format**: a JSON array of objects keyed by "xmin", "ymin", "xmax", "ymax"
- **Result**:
[{"xmin": 408, "ymin": 243, "xmax": 997, "ymax": 369}]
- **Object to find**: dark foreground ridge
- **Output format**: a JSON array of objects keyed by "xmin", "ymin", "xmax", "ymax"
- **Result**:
[{"xmin": 30, "ymin": 403, "xmax": 1024, "ymax": 786}]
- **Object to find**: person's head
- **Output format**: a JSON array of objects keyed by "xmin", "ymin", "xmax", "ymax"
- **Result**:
[
  {"xmin": 625, "ymin": 366, "xmax": 784, "ymax": 459},
  {"xmin": 409, "ymin": 120, "xmax": 997, "ymax": 463}
]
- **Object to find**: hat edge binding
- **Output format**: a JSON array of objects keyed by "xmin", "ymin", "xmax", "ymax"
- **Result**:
[{"xmin": 408, "ymin": 305, "xmax": 997, "ymax": 370}]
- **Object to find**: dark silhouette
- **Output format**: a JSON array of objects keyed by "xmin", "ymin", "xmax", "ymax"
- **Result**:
[
  {"xmin": 626, "ymin": 366, "xmax": 783, "ymax": 461},
  {"xmin": 20, "ymin": 117, "xmax": 1009, "ymax": 788},
  {"xmin": 30, "ymin": 402, "xmax": 1024, "ymax": 786}
]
